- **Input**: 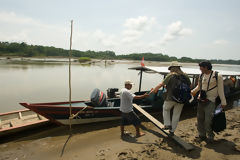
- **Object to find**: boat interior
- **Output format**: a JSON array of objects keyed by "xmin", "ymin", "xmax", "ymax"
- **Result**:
[{"xmin": 83, "ymin": 74, "xmax": 240, "ymax": 109}]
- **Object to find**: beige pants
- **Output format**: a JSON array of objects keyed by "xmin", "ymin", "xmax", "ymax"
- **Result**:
[
  {"xmin": 197, "ymin": 101, "xmax": 215, "ymax": 139},
  {"xmin": 163, "ymin": 100, "xmax": 184, "ymax": 132}
]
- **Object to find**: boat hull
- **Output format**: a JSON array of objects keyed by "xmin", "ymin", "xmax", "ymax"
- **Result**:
[
  {"xmin": 0, "ymin": 109, "xmax": 49, "ymax": 137},
  {"xmin": 19, "ymin": 88, "xmax": 240, "ymax": 126},
  {"xmin": 20, "ymin": 98, "xmax": 158, "ymax": 125},
  {"xmin": 57, "ymin": 116, "xmax": 121, "ymax": 125}
]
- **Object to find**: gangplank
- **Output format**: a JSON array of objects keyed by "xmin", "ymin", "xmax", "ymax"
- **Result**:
[{"xmin": 133, "ymin": 104, "xmax": 194, "ymax": 151}]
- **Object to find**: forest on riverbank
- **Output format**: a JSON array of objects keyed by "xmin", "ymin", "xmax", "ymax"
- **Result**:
[{"xmin": 0, "ymin": 41, "xmax": 239, "ymax": 65}]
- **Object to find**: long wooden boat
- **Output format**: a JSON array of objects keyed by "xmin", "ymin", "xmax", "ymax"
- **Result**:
[
  {"xmin": 20, "ymin": 97, "xmax": 161, "ymax": 125},
  {"xmin": 20, "ymin": 65, "xmax": 240, "ymax": 125},
  {"xmin": 0, "ymin": 109, "xmax": 49, "ymax": 137}
]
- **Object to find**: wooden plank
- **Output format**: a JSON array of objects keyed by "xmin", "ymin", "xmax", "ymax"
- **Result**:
[
  {"xmin": 133, "ymin": 104, "xmax": 169, "ymax": 135},
  {"xmin": 133, "ymin": 104, "xmax": 194, "ymax": 151},
  {"xmin": 18, "ymin": 112, "xmax": 23, "ymax": 119}
]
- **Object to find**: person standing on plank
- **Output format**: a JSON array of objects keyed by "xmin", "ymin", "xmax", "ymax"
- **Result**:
[{"xmin": 151, "ymin": 61, "xmax": 191, "ymax": 136}]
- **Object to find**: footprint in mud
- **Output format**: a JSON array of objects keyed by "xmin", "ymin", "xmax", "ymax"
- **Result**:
[
  {"xmin": 118, "ymin": 152, "xmax": 127, "ymax": 156},
  {"xmin": 228, "ymin": 124, "xmax": 240, "ymax": 130},
  {"xmin": 97, "ymin": 149, "xmax": 105, "ymax": 156},
  {"xmin": 117, "ymin": 149, "xmax": 137, "ymax": 160},
  {"xmin": 233, "ymin": 138, "xmax": 240, "ymax": 143},
  {"xmin": 96, "ymin": 149, "xmax": 107, "ymax": 160},
  {"xmin": 234, "ymin": 145, "xmax": 240, "ymax": 152},
  {"xmin": 154, "ymin": 139, "xmax": 171, "ymax": 150},
  {"xmin": 223, "ymin": 133, "xmax": 232, "ymax": 137}
]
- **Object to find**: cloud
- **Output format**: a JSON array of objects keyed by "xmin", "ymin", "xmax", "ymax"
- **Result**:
[
  {"xmin": 93, "ymin": 30, "xmax": 117, "ymax": 47},
  {"xmin": 121, "ymin": 16, "xmax": 156, "ymax": 43},
  {"xmin": 0, "ymin": 12, "xmax": 193, "ymax": 54},
  {"xmin": 0, "ymin": 11, "xmax": 33, "ymax": 24},
  {"xmin": 213, "ymin": 39, "xmax": 229, "ymax": 45},
  {"xmin": 160, "ymin": 21, "xmax": 192, "ymax": 45},
  {"xmin": 123, "ymin": 16, "xmax": 156, "ymax": 31},
  {"xmin": 0, "ymin": 11, "xmax": 71, "ymax": 48}
]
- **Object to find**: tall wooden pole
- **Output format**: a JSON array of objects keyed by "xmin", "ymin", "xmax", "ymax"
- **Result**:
[
  {"xmin": 69, "ymin": 20, "xmax": 73, "ymax": 133},
  {"xmin": 139, "ymin": 70, "xmax": 143, "ymax": 92}
]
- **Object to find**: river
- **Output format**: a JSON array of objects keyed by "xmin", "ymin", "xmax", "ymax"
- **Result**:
[{"xmin": 0, "ymin": 58, "xmax": 240, "ymax": 113}]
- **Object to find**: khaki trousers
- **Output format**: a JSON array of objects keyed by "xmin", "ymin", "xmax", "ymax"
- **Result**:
[
  {"xmin": 197, "ymin": 101, "xmax": 216, "ymax": 139},
  {"xmin": 163, "ymin": 100, "xmax": 184, "ymax": 132}
]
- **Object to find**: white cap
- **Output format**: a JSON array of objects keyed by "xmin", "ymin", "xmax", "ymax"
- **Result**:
[{"xmin": 124, "ymin": 80, "xmax": 134, "ymax": 85}]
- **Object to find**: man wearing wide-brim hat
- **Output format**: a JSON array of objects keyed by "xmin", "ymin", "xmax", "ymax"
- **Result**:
[
  {"xmin": 168, "ymin": 61, "xmax": 182, "ymax": 70},
  {"xmin": 150, "ymin": 61, "xmax": 191, "ymax": 136}
]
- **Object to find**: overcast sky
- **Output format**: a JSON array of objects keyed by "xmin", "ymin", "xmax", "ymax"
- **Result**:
[{"xmin": 0, "ymin": 0, "xmax": 239, "ymax": 60}]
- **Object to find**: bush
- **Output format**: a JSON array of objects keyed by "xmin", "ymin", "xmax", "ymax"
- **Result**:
[{"xmin": 78, "ymin": 57, "xmax": 91, "ymax": 63}]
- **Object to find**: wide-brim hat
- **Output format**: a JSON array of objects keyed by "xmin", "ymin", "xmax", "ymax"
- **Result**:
[
  {"xmin": 168, "ymin": 61, "xmax": 182, "ymax": 70},
  {"xmin": 124, "ymin": 80, "xmax": 134, "ymax": 85}
]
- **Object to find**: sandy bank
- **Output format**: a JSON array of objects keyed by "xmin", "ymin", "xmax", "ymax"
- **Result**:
[{"xmin": 0, "ymin": 104, "xmax": 240, "ymax": 160}]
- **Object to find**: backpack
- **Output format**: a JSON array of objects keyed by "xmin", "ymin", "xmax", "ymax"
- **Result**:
[{"xmin": 171, "ymin": 75, "xmax": 192, "ymax": 104}]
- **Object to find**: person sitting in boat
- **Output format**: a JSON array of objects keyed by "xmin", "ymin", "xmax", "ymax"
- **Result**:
[
  {"xmin": 236, "ymin": 77, "xmax": 240, "ymax": 88},
  {"xmin": 150, "ymin": 61, "xmax": 191, "ymax": 136},
  {"xmin": 229, "ymin": 76, "xmax": 236, "ymax": 89},
  {"xmin": 224, "ymin": 77, "xmax": 235, "ymax": 95},
  {"xmin": 120, "ymin": 80, "xmax": 151, "ymax": 138}
]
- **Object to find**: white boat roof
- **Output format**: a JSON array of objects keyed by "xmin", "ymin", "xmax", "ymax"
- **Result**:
[{"xmin": 129, "ymin": 66, "xmax": 240, "ymax": 76}]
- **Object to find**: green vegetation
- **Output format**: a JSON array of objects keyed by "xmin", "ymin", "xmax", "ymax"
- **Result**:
[
  {"xmin": 78, "ymin": 57, "xmax": 91, "ymax": 63},
  {"xmin": 0, "ymin": 41, "xmax": 239, "ymax": 65}
]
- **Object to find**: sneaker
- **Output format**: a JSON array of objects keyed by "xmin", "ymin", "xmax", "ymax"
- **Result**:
[
  {"xmin": 163, "ymin": 125, "xmax": 172, "ymax": 130},
  {"xmin": 169, "ymin": 131, "xmax": 174, "ymax": 137}
]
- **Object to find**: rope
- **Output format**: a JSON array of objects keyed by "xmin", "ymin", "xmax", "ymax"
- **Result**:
[
  {"xmin": 69, "ymin": 106, "xmax": 88, "ymax": 119},
  {"xmin": 68, "ymin": 20, "xmax": 73, "ymax": 134}
]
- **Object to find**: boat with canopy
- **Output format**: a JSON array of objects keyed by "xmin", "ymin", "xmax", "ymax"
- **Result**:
[{"xmin": 20, "ymin": 65, "xmax": 240, "ymax": 125}]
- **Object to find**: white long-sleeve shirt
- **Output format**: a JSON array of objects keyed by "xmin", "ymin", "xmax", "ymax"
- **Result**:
[{"xmin": 192, "ymin": 71, "xmax": 227, "ymax": 105}]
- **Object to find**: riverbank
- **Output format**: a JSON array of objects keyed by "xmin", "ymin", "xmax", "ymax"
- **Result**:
[
  {"xmin": 1, "ymin": 56, "xmax": 240, "ymax": 68},
  {"xmin": 0, "ymin": 56, "xmax": 202, "ymax": 67},
  {"xmin": 0, "ymin": 104, "xmax": 240, "ymax": 160}
]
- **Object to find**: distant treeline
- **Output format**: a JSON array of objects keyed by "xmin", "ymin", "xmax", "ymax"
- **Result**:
[{"xmin": 0, "ymin": 41, "xmax": 239, "ymax": 65}]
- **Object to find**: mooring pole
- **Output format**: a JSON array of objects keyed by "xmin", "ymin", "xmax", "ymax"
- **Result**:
[
  {"xmin": 139, "ymin": 69, "xmax": 143, "ymax": 92},
  {"xmin": 68, "ymin": 20, "xmax": 73, "ymax": 134},
  {"xmin": 60, "ymin": 20, "xmax": 74, "ymax": 158}
]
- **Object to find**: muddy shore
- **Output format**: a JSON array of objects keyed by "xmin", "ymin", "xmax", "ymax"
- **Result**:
[
  {"xmin": 1, "ymin": 57, "xmax": 240, "ymax": 160},
  {"xmin": 0, "ymin": 97, "xmax": 240, "ymax": 160}
]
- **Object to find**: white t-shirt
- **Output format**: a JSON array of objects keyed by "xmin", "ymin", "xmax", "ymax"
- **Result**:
[{"xmin": 120, "ymin": 88, "xmax": 136, "ymax": 113}]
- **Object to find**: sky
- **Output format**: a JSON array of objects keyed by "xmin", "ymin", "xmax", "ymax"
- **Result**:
[{"xmin": 0, "ymin": 0, "xmax": 240, "ymax": 60}]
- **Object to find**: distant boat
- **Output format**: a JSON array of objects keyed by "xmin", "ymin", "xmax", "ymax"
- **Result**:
[
  {"xmin": 0, "ymin": 109, "xmax": 49, "ymax": 137},
  {"xmin": 20, "ymin": 65, "xmax": 240, "ymax": 125}
]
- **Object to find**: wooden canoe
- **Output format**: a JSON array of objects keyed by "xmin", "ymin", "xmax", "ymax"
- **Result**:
[{"xmin": 0, "ymin": 109, "xmax": 49, "ymax": 137}]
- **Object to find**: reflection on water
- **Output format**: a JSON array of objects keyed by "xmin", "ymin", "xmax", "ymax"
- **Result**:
[
  {"xmin": 0, "ymin": 61, "xmax": 162, "ymax": 112},
  {"xmin": 1, "ymin": 60, "xmax": 240, "ymax": 113}
]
